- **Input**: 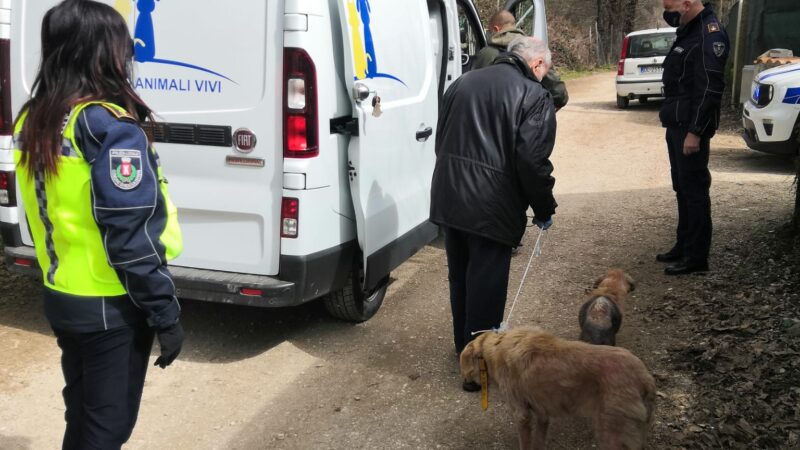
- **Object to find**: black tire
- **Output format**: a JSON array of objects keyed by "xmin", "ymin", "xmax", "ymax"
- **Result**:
[
  {"xmin": 324, "ymin": 266, "xmax": 389, "ymax": 323},
  {"xmin": 616, "ymin": 95, "xmax": 629, "ymax": 109},
  {"xmin": 639, "ymin": 96, "xmax": 649, "ymax": 104}
]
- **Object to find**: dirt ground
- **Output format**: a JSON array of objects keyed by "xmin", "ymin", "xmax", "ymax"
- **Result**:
[{"xmin": 0, "ymin": 72, "xmax": 797, "ymax": 449}]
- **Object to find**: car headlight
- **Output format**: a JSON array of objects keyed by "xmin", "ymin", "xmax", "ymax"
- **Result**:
[{"xmin": 752, "ymin": 82, "xmax": 773, "ymax": 107}]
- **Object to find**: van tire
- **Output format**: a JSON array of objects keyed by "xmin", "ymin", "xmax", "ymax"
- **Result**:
[
  {"xmin": 616, "ymin": 95, "xmax": 629, "ymax": 109},
  {"xmin": 324, "ymin": 268, "xmax": 389, "ymax": 323},
  {"xmin": 639, "ymin": 96, "xmax": 649, "ymax": 104}
]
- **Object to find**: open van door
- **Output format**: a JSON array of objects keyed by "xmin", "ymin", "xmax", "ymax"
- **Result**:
[
  {"xmin": 504, "ymin": 0, "xmax": 548, "ymax": 43},
  {"xmin": 336, "ymin": 0, "xmax": 441, "ymax": 292}
]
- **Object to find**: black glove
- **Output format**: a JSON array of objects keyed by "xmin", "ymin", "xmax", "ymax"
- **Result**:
[{"xmin": 154, "ymin": 322, "xmax": 184, "ymax": 369}]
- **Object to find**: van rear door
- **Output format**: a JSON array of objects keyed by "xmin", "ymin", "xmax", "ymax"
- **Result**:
[
  {"xmin": 13, "ymin": 1, "xmax": 283, "ymax": 276},
  {"xmin": 335, "ymin": 0, "xmax": 440, "ymax": 290},
  {"xmin": 505, "ymin": 0, "xmax": 548, "ymax": 43}
]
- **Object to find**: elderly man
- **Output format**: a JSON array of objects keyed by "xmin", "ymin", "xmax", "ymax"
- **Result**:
[
  {"xmin": 430, "ymin": 37, "xmax": 557, "ymax": 390},
  {"xmin": 472, "ymin": 10, "xmax": 568, "ymax": 110},
  {"xmin": 657, "ymin": 0, "xmax": 729, "ymax": 275}
]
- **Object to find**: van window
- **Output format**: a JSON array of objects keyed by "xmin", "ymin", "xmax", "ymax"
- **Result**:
[
  {"xmin": 628, "ymin": 32, "xmax": 676, "ymax": 58},
  {"xmin": 509, "ymin": 0, "xmax": 536, "ymax": 36},
  {"xmin": 457, "ymin": 3, "xmax": 479, "ymax": 56}
]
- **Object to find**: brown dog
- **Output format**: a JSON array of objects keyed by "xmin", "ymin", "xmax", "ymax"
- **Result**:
[
  {"xmin": 460, "ymin": 327, "xmax": 655, "ymax": 450},
  {"xmin": 578, "ymin": 269, "xmax": 636, "ymax": 346}
]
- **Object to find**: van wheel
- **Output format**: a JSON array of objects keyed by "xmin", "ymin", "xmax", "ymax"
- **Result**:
[
  {"xmin": 616, "ymin": 95, "xmax": 629, "ymax": 109},
  {"xmin": 324, "ymin": 266, "xmax": 389, "ymax": 323},
  {"xmin": 639, "ymin": 96, "xmax": 649, "ymax": 104}
]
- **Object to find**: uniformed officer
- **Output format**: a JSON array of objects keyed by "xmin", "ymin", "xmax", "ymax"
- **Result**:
[
  {"xmin": 657, "ymin": 0, "xmax": 729, "ymax": 275},
  {"xmin": 13, "ymin": 1, "xmax": 184, "ymax": 448}
]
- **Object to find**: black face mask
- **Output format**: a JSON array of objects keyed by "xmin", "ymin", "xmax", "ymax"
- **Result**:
[{"xmin": 663, "ymin": 10, "xmax": 682, "ymax": 27}]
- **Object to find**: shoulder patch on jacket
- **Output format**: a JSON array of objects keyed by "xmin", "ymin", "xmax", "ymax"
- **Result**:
[
  {"xmin": 110, "ymin": 149, "xmax": 144, "ymax": 190},
  {"xmin": 99, "ymin": 104, "xmax": 136, "ymax": 122},
  {"xmin": 712, "ymin": 41, "xmax": 726, "ymax": 57},
  {"xmin": 707, "ymin": 22, "xmax": 720, "ymax": 33}
]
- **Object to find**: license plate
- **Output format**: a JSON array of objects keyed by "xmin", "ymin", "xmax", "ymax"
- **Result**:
[{"xmin": 639, "ymin": 65, "xmax": 663, "ymax": 74}]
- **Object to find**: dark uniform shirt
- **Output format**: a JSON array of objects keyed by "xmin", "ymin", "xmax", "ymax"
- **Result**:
[{"xmin": 659, "ymin": 6, "xmax": 730, "ymax": 137}]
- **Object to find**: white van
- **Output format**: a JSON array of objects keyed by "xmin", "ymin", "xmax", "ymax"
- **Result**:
[{"xmin": 0, "ymin": 0, "xmax": 544, "ymax": 322}]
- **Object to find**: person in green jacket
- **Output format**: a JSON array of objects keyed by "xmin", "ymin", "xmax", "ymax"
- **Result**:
[{"xmin": 473, "ymin": 10, "xmax": 569, "ymax": 110}]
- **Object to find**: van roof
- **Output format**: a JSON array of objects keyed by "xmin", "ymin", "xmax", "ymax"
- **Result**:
[{"xmin": 627, "ymin": 27, "xmax": 677, "ymax": 37}]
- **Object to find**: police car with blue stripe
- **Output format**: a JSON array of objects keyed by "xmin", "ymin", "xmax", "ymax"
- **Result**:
[{"xmin": 743, "ymin": 62, "xmax": 800, "ymax": 156}]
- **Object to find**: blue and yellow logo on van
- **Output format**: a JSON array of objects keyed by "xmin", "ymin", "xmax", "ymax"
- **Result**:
[
  {"xmin": 346, "ymin": 0, "xmax": 406, "ymax": 86},
  {"xmin": 114, "ymin": 0, "xmax": 233, "ymax": 83}
]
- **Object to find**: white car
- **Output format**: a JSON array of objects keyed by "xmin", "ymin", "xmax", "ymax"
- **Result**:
[
  {"xmin": 743, "ymin": 62, "xmax": 800, "ymax": 155},
  {"xmin": 615, "ymin": 28, "xmax": 677, "ymax": 109}
]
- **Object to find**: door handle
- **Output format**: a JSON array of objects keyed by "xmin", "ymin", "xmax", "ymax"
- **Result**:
[{"xmin": 416, "ymin": 127, "xmax": 433, "ymax": 142}]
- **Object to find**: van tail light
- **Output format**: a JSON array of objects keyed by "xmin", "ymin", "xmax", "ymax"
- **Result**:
[
  {"xmin": 281, "ymin": 197, "xmax": 299, "ymax": 238},
  {"xmin": 617, "ymin": 36, "xmax": 630, "ymax": 76},
  {"xmin": 283, "ymin": 48, "xmax": 318, "ymax": 158},
  {"xmin": 0, "ymin": 170, "xmax": 16, "ymax": 207}
]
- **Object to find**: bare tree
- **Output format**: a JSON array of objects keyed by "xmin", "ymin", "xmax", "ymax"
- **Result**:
[{"xmin": 596, "ymin": 0, "xmax": 639, "ymax": 65}]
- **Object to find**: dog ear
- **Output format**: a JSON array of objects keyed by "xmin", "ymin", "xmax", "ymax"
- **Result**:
[
  {"xmin": 472, "ymin": 334, "xmax": 486, "ymax": 359},
  {"xmin": 592, "ymin": 274, "xmax": 605, "ymax": 289},
  {"xmin": 624, "ymin": 273, "xmax": 636, "ymax": 292}
]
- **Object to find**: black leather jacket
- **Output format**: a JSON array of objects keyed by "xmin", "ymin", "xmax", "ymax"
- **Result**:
[
  {"xmin": 660, "ymin": 6, "xmax": 730, "ymax": 136},
  {"xmin": 430, "ymin": 53, "xmax": 557, "ymax": 247}
]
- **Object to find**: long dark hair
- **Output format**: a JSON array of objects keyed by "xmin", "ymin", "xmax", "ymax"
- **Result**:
[{"xmin": 16, "ymin": 0, "xmax": 152, "ymax": 176}]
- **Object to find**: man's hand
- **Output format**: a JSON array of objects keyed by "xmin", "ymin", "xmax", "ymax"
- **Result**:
[
  {"xmin": 154, "ymin": 323, "xmax": 184, "ymax": 369},
  {"xmin": 683, "ymin": 132, "xmax": 701, "ymax": 155},
  {"xmin": 533, "ymin": 217, "xmax": 553, "ymax": 230}
]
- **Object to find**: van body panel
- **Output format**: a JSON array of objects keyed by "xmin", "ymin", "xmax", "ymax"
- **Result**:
[
  {"xmin": 335, "ymin": 0, "xmax": 440, "ymax": 286},
  {"xmin": 11, "ymin": 0, "xmax": 283, "ymax": 275},
  {"xmin": 2, "ymin": 0, "xmax": 493, "ymax": 310}
]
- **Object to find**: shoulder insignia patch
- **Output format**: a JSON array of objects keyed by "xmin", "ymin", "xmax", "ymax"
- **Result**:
[
  {"xmin": 99, "ymin": 103, "xmax": 136, "ymax": 122},
  {"xmin": 110, "ymin": 149, "xmax": 143, "ymax": 190},
  {"xmin": 707, "ymin": 22, "xmax": 720, "ymax": 33},
  {"xmin": 712, "ymin": 41, "xmax": 726, "ymax": 57}
]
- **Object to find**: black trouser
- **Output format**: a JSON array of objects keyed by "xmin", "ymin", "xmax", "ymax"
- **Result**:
[
  {"xmin": 444, "ymin": 227, "xmax": 512, "ymax": 354},
  {"xmin": 53, "ymin": 323, "xmax": 154, "ymax": 450},
  {"xmin": 666, "ymin": 127, "xmax": 712, "ymax": 262}
]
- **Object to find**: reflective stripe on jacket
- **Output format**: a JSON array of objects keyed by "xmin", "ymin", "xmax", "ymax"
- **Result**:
[{"xmin": 14, "ymin": 102, "xmax": 182, "ymax": 331}]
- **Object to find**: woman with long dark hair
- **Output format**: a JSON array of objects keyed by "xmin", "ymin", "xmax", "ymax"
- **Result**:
[{"xmin": 13, "ymin": 1, "xmax": 184, "ymax": 448}]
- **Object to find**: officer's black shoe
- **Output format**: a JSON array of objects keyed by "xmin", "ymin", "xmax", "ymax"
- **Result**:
[
  {"xmin": 656, "ymin": 246, "xmax": 683, "ymax": 263},
  {"xmin": 462, "ymin": 380, "xmax": 481, "ymax": 392},
  {"xmin": 664, "ymin": 258, "xmax": 708, "ymax": 276}
]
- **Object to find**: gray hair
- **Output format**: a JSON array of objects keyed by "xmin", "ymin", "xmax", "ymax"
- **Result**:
[{"xmin": 507, "ymin": 36, "xmax": 552, "ymax": 66}]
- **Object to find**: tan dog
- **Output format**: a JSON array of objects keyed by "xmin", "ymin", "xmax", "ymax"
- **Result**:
[
  {"xmin": 579, "ymin": 269, "xmax": 636, "ymax": 346},
  {"xmin": 460, "ymin": 327, "xmax": 655, "ymax": 450}
]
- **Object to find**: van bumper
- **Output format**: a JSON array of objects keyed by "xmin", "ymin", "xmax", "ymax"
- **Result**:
[{"xmin": 3, "ymin": 241, "xmax": 357, "ymax": 308}]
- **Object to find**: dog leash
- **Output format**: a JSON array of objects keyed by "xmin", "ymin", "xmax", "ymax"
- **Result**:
[{"xmin": 472, "ymin": 227, "xmax": 548, "ymax": 336}]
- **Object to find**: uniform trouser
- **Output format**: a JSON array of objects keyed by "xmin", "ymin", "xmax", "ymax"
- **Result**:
[
  {"xmin": 666, "ymin": 127, "xmax": 712, "ymax": 262},
  {"xmin": 53, "ymin": 322, "xmax": 154, "ymax": 450},
  {"xmin": 444, "ymin": 227, "xmax": 512, "ymax": 354}
]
